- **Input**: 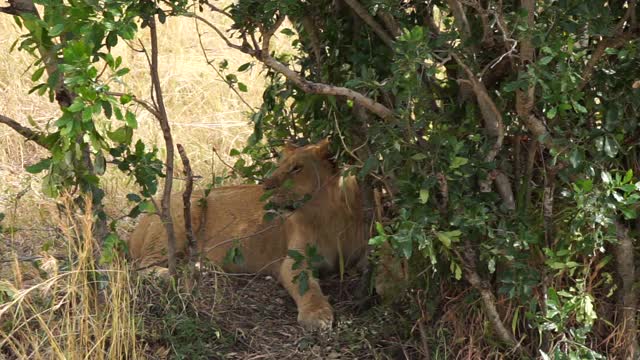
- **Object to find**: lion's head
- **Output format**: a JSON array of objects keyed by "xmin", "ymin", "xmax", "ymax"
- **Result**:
[{"xmin": 262, "ymin": 138, "xmax": 337, "ymax": 208}]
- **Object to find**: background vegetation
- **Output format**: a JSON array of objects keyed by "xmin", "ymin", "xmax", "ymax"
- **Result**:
[{"xmin": 1, "ymin": 0, "xmax": 640, "ymax": 358}]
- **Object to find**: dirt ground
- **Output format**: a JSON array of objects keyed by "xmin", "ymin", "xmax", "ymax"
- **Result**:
[{"xmin": 137, "ymin": 268, "xmax": 421, "ymax": 360}]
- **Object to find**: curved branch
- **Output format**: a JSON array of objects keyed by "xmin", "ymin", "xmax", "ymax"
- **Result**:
[{"xmin": 260, "ymin": 55, "xmax": 394, "ymax": 120}]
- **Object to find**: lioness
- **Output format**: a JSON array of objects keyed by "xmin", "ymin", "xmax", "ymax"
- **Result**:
[{"xmin": 128, "ymin": 139, "xmax": 369, "ymax": 330}]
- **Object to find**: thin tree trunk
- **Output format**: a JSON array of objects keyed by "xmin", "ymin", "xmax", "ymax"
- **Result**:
[
  {"xmin": 615, "ymin": 221, "xmax": 639, "ymax": 359},
  {"xmin": 149, "ymin": 16, "xmax": 178, "ymax": 277}
]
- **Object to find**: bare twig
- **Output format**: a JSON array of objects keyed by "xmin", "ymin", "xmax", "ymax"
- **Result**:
[
  {"xmin": 177, "ymin": 144, "xmax": 197, "ymax": 262},
  {"xmin": 200, "ymin": 0, "xmax": 233, "ymax": 19},
  {"xmin": 343, "ymin": 0, "xmax": 395, "ymax": 48},
  {"xmin": 149, "ymin": 16, "xmax": 178, "ymax": 277},
  {"xmin": 191, "ymin": 12, "xmax": 256, "ymax": 113},
  {"xmin": 105, "ymin": 91, "xmax": 162, "ymax": 119}
]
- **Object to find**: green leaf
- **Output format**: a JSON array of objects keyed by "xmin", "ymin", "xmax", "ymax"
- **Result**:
[
  {"xmin": 569, "ymin": 148, "xmax": 583, "ymax": 168},
  {"xmin": 603, "ymin": 136, "xmax": 618, "ymax": 158},
  {"xmin": 411, "ymin": 153, "xmax": 427, "ymax": 160},
  {"xmin": 572, "ymin": 101, "xmax": 588, "ymax": 113},
  {"xmin": 120, "ymin": 94, "xmax": 133, "ymax": 105},
  {"xmin": 125, "ymin": 110, "xmax": 137, "ymax": 129},
  {"xmin": 546, "ymin": 106, "xmax": 557, "ymax": 119},
  {"xmin": 436, "ymin": 231, "xmax": 451, "ymax": 248},
  {"xmin": 126, "ymin": 193, "xmax": 142, "ymax": 202},
  {"xmin": 139, "ymin": 200, "xmax": 156, "ymax": 214},
  {"xmin": 238, "ymin": 82, "xmax": 248, "ymax": 92},
  {"xmin": 539, "ymin": 56, "xmax": 553, "ymax": 65},
  {"xmin": 287, "ymin": 249, "xmax": 305, "ymax": 262},
  {"xmin": 25, "ymin": 158, "xmax": 52, "ymax": 174},
  {"xmin": 294, "ymin": 271, "xmax": 309, "ymax": 296},
  {"xmin": 623, "ymin": 169, "xmax": 633, "ymax": 183},
  {"xmin": 67, "ymin": 100, "xmax": 84, "ymax": 113},
  {"xmin": 449, "ymin": 157, "xmax": 468, "ymax": 169},
  {"xmin": 31, "ymin": 67, "xmax": 45, "ymax": 82},
  {"xmin": 107, "ymin": 126, "xmax": 132, "ymax": 144},
  {"xmin": 419, "ymin": 189, "xmax": 429, "ymax": 204},
  {"xmin": 237, "ymin": 62, "xmax": 252, "ymax": 72},
  {"xmin": 280, "ymin": 28, "xmax": 295, "ymax": 36},
  {"xmin": 48, "ymin": 23, "xmax": 64, "ymax": 36},
  {"xmin": 115, "ymin": 68, "xmax": 130, "ymax": 77}
]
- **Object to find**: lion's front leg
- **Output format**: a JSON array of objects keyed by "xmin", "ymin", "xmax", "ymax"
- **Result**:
[{"xmin": 279, "ymin": 257, "xmax": 334, "ymax": 331}]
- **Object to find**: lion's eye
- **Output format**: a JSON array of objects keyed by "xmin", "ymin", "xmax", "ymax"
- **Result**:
[{"xmin": 289, "ymin": 165, "xmax": 303, "ymax": 174}]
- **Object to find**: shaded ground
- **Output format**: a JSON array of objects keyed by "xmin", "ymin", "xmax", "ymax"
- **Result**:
[{"xmin": 138, "ymin": 268, "xmax": 422, "ymax": 360}]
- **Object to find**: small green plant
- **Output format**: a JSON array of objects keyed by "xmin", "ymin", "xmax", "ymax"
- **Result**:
[{"xmin": 288, "ymin": 244, "xmax": 324, "ymax": 296}]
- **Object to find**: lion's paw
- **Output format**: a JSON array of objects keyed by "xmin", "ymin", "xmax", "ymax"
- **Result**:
[{"xmin": 297, "ymin": 303, "xmax": 334, "ymax": 331}]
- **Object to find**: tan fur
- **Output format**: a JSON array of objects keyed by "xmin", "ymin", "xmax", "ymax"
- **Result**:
[{"xmin": 128, "ymin": 139, "xmax": 368, "ymax": 330}]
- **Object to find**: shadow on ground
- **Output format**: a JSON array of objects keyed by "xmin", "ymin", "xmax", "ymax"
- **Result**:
[{"xmin": 138, "ymin": 268, "xmax": 421, "ymax": 360}]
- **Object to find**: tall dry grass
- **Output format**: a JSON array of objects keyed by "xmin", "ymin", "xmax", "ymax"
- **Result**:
[{"xmin": 0, "ymin": 196, "xmax": 140, "ymax": 359}]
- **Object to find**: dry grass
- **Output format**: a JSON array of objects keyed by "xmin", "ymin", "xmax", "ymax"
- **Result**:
[{"xmin": 0, "ymin": 197, "xmax": 140, "ymax": 360}]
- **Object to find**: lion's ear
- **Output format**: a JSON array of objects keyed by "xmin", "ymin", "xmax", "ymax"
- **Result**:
[
  {"xmin": 313, "ymin": 138, "xmax": 331, "ymax": 159},
  {"xmin": 282, "ymin": 140, "xmax": 298, "ymax": 156}
]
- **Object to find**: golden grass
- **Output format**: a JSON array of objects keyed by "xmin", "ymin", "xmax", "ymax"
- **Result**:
[{"xmin": 0, "ymin": 196, "xmax": 140, "ymax": 360}]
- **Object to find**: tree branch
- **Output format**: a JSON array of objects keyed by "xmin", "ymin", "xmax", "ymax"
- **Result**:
[
  {"xmin": 105, "ymin": 91, "xmax": 163, "ymax": 119},
  {"xmin": 177, "ymin": 144, "xmax": 197, "ymax": 263},
  {"xmin": 459, "ymin": 242, "xmax": 520, "ymax": 350},
  {"xmin": 260, "ymin": 55, "xmax": 395, "ymax": 120},
  {"xmin": 0, "ymin": 114, "xmax": 47, "ymax": 148},
  {"xmin": 149, "ymin": 16, "xmax": 178, "ymax": 277},
  {"xmin": 578, "ymin": 32, "xmax": 636, "ymax": 91},
  {"xmin": 342, "ymin": 0, "xmax": 395, "ymax": 48},
  {"xmin": 192, "ymin": 11, "xmax": 394, "ymax": 121},
  {"xmin": 300, "ymin": 15, "xmax": 324, "ymax": 72},
  {"xmin": 452, "ymin": 54, "xmax": 504, "ymax": 163},
  {"xmin": 446, "ymin": 0, "xmax": 471, "ymax": 40},
  {"xmin": 614, "ymin": 221, "xmax": 640, "ymax": 359}
]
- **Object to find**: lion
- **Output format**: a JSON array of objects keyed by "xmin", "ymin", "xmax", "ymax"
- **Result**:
[{"xmin": 128, "ymin": 138, "xmax": 375, "ymax": 330}]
